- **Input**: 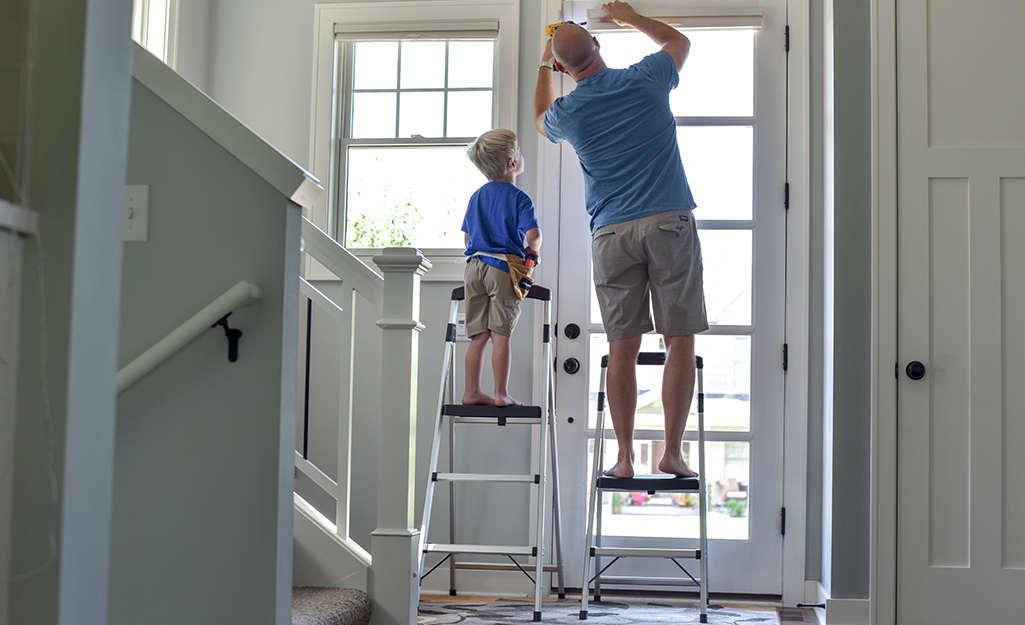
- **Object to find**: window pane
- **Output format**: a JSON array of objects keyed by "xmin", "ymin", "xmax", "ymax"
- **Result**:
[
  {"xmin": 345, "ymin": 147, "xmax": 484, "ymax": 248},
  {"xmin": 351, "ymin": 92, "xmax": 396, "ymax": 138},
  {"xmin": 400, "ymin": 41, "xmax": 445, "ymax": 88},
  {"xmin": 700, "ymin": 229, "xmax": 752, "ymax": 325},
  {"xmin": 588, "ymin": 333, "xmax": 750, "ymax": 432},
  {"xmin": 595, "ymin": 30, "xmax": 659, "ymax": 69},
  {"xmin": 587, "ymin": 438, "xmax": 749, "ymax": 540},
  {"xmin": 448, "ymin": 41, "xmax": 494, "ymax": 88},
  {"xmin": 679, "ymin": 126, "xmax": 753, "ymax": 220},
  {"xmin": 353, "ymin": 42, "xmax": 398, "ymax": 90},
  {"xmin": 399, "ymin": 92, "xmax": 444, "ymax": 137},
  {"xmin": 447, "ymin": 91, "xmax": 493, "ymax": 138},
  {"xmin": 671, "ymin": 30, "xmax": 754, "ymax": 117}
]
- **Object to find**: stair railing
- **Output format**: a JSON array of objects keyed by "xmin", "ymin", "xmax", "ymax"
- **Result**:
[
  {"xmin": 116, "ymin": 280, "xmax": 263, "ymax": 394},
  {"xmin": 296, "ymin": 215, "xmax": 431, "ymax": 618}
]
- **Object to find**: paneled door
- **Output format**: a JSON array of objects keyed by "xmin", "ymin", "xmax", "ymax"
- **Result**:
[
  {"xmin": 897, "ymin": 1, "xmax": 1025, "ymax": 621},
  {"xmin": 551, "ymin": 0, "xmax": 789, "ymax": 595}
]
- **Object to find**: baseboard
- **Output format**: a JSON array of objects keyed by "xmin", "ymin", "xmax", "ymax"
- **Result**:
[{"xmin": 807, "ymin": 581, "xmax": 869, "ymax": 625}]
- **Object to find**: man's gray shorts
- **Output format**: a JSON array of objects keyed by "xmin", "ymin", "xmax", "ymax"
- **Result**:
[{"xmin": 591, "ymin": 210, "xmax": 708, "ymax": 342}]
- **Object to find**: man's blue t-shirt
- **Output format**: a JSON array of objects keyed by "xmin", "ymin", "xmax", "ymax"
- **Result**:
[
  {"xmin": 462, "ymin": 181, "xmax": 539, "ymax": 272},
  {"xmin": 543, "ymin": 50, "xmax": 696, "ymax": 232}
]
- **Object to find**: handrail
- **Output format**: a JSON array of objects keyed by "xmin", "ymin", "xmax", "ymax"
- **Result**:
[
  {"xmin": 0, "ymin": 198, "xmax": 38, "ymax": 236},
  {"xmin": 117, "ymin": 281, "xmax": 263, "ymax": 394},
  {"xmin": 301, "ymin": 217, "xmax": 383, "ymax": 309}
]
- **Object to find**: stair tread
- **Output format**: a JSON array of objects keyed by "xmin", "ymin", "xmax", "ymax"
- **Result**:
[{"xmin": 292, "ymin": 586, "xmax": 371, "ymax": 625}]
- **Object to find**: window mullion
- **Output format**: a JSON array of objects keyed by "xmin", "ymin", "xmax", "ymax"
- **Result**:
[
  {"xmin": 394, "ymin": 42, "xmax": 403, "ymax": 139},
  {"xmin": 443, "ymin": 41, "xmax": 450, "ymax": 138}
]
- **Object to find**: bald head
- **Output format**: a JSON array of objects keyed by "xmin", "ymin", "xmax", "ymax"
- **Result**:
[{"xmin": 551, "ymin": 24, "xmax": 600, "ymax": 73}]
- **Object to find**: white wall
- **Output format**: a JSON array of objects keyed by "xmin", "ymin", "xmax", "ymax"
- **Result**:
[{"xmin": 110, "ymin": 77, "xmax": 300, "ymax": 625}]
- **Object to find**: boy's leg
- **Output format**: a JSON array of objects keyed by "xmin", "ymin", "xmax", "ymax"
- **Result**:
[
  {"xmin": 603, "ymin": 334, "xmax": 643, "ymax": 478},
  {"xmin": 490, "ymin": 332, "xmax": 521, "ymax": 407},
  {"xmin": 658, "ymin": 334, "xmax": 698, "ymax": 477},
  {"xmin": 463, "ymin": 332, "xmax": 495, "ymax": 405}
]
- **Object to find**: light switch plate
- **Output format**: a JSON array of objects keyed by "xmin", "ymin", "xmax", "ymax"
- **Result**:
[{"xmin": 124, "ymin": 185, "xmax": 149, "ymax": 242}]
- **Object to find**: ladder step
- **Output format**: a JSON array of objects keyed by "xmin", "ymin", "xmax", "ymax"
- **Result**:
[
  {"xmin": 451, "ymin": 416, "xmax": 542, "ymax": 425},
  {"xmin": 453, "ymin": 562, "xmax": 562, "ymax": 573},
  {"xmin": 425, "ymin": 543, "xmax": 536, "ymax": 557},
  {"xmin": 443, "ymin": 404, "xmax": 542, "ymax": 420},
  {"xmin": 591, "ymin": 547, "xmax": 700, "ymax": 559},
  {"xmin": 596, "ymin": 474, "xmax": 700, "ymax": 493},
  {"xmin": 591, "ymin": 575, "xmax": 700, "ymax": 587},
  {"xmin": 434, "ymin": 472, "xmax": 539, "ymax": 484}
]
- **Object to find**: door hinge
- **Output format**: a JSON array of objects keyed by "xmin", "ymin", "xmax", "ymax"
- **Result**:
[
  {"xmin": 784, "ymin": 182, "xmax": 790, "ymax": 210},
  {"xmin": 782, "ymin": 343, "xmax": 789, "ymax": 371},
  {"xmin": 781, "ymin": 506, "xmax": 787, "ymax": 536},
  {"xmin": 785, "ymin": 25, "xmax": 790, "ymax": 53}
]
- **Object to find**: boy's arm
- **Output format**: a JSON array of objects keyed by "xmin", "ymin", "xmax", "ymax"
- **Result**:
[
  {"xmin": 600, "ymin": 1, "xmax": 690, "ymax": 71},
  {"xmin": 524, "ymin": 227, "xmax": 542, "ymax": 254}
]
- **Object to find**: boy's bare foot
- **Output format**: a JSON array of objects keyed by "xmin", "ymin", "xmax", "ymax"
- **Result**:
[
  {"xmin": 602, "ymin": 460, "xmax": 634, "ymax": 479},
  {"xmin": 462, "ymin": 391, "xmax": 495, "ymax": 406},
  {"xmin": 494, "ymin": 394, "xmax": 522, "ymax": 407},
  {"xmin": 658, "ymin": 455, "xmax": 698, "ymax": 478}
]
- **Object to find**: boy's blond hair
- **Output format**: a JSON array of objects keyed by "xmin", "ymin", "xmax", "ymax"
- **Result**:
[{"xmin": 467, "ymin": 129, "xmax": 518, "ymax": 181}]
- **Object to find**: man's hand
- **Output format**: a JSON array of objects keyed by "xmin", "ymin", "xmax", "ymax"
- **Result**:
[
  {"xmin": 541, "ymin": 38, "xmax": 555, "ymax": 64},
  {"xmin": 599, "ymin": 1, "xmax": 641, "ymax": 27}
]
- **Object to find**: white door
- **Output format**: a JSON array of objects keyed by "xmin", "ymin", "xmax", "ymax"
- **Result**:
[
  {"xmin": 897, "ymin": 1, "xmax": 1025, "ymax": 622},
  {"xmin": 550, "ymin": 0, "xmax": 789, "ymax": 595}
]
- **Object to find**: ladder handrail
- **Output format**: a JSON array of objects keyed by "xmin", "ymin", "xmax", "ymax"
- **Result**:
[
  {"xmin": 116, "ymin": 281, "xmax": 263, "ymax": 395},
  {"xmin": 301, "ymin": 216, "xmax": 383, "ymax": 309}
]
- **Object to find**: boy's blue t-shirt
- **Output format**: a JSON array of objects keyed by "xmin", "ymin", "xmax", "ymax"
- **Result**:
[
  {"xmin": 462, "ymin": 181, "xmax": 539, "ymax": 273},
  {"xmin": 543, "ymin": 50, "xmax": 697, "ymax": 233}
]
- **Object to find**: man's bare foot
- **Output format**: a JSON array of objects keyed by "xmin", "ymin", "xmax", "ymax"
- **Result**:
[
  {"xmin": 494, "ymin": 393, "xmax": 522, "ymax": 407},
  {"xmin": 603, "ymin": 460, "xmax": 634, "ymax": 478},
  {"xmin": 658, "ymin": 455, "xmax": 698, "ymax": 478},
  {"xmin": 462, "ymin": 391, "xmax": 495, "ymax": 406}
]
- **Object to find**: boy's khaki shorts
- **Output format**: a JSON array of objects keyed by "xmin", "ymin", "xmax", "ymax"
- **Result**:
[
  {"xmin": 591, "ymin": 210, "xmax": 708, "ymax": 342},
  {"xmin": 464, "ymin": 257, "xmax": 522, "ymax": 337}
]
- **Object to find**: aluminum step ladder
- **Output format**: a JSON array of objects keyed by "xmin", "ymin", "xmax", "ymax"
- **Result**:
[
  {"xmin": 418, "ymin": 285, "xmax": 565, "ymax": 622},
  {"xmin": 579, "ymin": 353, "xmax": 708, "ymax": 622}
]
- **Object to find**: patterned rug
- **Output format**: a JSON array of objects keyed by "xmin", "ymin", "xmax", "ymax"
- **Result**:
[{"xmin": 418, "ymin": 597, "xmax": 780, "ymax": 624}]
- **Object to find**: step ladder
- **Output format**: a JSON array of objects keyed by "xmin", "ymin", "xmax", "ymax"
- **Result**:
[
  {"xmin": 418, "ymin": 285, "xmax": 565, "ymax": 622},
  {"xmin": 579, "ymin": 353, "xmax": 708, "ymax": 623}
]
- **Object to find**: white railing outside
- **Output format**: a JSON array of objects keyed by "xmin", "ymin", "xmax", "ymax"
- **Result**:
[
  {"xmin": 296, "ymin": 216, "xmax": 431, "ymax": 624},
  {"xmin": 116, "ymin": 281, "xmax": 263, "ymax": 394}
]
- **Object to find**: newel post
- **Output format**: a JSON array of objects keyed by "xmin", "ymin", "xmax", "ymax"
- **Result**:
[{"xmin": 369, "ymin": 248, "xmax": 432, "ymax": 625}]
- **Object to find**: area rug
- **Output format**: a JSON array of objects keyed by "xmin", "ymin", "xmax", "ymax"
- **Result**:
[{"xmin": 418, "ymin": 597, "xmax": 779, "ymax": 624}]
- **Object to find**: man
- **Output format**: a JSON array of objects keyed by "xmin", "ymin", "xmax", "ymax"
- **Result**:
[{"xmin": 534, "ymin": 1, "xmax": 707, "ymax": 478}]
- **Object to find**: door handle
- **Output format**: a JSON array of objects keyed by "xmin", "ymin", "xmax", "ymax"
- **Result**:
[{"xmin": 906, "ymin": 361, "xmax": 926, "ymax": 380}]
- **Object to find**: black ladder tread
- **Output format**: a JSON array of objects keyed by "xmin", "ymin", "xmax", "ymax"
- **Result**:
[
  {"xmin": 442, "ymin": 404, "xmax": 542, "ymax": 418},
  {"xmin": 596, "ymin": 473, "xmax": 700, "ymax": 492}
]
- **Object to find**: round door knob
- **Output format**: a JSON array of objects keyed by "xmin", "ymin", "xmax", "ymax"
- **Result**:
[
  {"xmin": 564, "ymin": 323, "xmax": 581, "ymax": 340},
  {"xmin": 906, "ymin": 361, "xmax": 926, "ymax": 380},
  {"xmin": 563, "ymin": 358, "xmax": 581, "ymax": 375}
]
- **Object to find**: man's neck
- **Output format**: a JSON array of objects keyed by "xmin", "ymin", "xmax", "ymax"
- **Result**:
[{"xmin": 570, "ymin": 55, "xmax": 608, "ymax": 82}]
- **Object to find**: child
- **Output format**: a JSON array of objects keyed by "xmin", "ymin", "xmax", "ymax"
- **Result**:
[{"xmin": 461, "ymin": 129, "xmax": 542, "ymax": 407}]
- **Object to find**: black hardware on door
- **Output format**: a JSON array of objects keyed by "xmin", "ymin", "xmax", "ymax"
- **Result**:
[
  {"xmin": 563, "ymin": 323, "xmax": 581, "ymax": 339},
  {"xmin": 905, "ymin": 361, "xmax": 926, "ymax": 380},
  {"xmin": 212, "ymin": 314, "xmax": 243, "ymax": 362},
  {"xmin": 563, "ymin": 358, "xmax": 580, "ymax": 375}
]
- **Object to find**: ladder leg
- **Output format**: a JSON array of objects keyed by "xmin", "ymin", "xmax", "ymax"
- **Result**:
[
  {"xmin": 696, "ymin": 357, "xmax": 708, "ymax": 623},
  {"xmin": 448, "ymin": 410, "xmax": 457, "ymax": 595},
  {"xmin": 579, "ymin": 365, "xmax": 607, "ymax": 619},
  {"xmin": 548, "ymin": 383, "xmax": 566, "ymax": 599}
]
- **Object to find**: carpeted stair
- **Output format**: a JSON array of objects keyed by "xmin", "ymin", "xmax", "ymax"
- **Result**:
[{"xmin": 292, "ymin": 587, "xmax": 372, "ymax": 625}]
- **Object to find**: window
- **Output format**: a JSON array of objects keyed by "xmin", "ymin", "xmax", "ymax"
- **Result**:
[
  {"xmin": 308, "ymin": 1, "xmax": 520, "ymax": 278},
  {"xmin": 340, "ymin": 39, "xmax": 496, "ymax": 249},
  {"xmin": 132, "ymin": 0, "xmax": 178, "ymax": 67}
]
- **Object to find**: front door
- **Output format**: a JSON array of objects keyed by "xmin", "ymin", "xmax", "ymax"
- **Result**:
[
  {"xmin": 896, "ymin": 1, "xmax": 1025, "ymax": 621},
  {"xmin": 550, "ymin": 0, "xmax": 789, "ymax": 595}
]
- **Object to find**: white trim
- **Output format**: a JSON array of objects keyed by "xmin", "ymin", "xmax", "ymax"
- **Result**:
[
  {"xmin": 870, "ymin": 0, "xmax": 898, "ymax": 623},
  {"xmin": 0, "ymin": 199, "xmax": 37, "ymax": 236},
  {"xmin": 782, "ymin": 0, "xmax": 811, "ymax": 607},
  {"xmin": 307, "ymin": 0, "xmax": 519, "ymax": 280},
  {"xmin": 131, "ymin": 43, "xmax": 322, "ymax": 209}
]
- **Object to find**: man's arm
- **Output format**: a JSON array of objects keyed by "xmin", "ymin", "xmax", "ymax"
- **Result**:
[
  {"xmin": 533, "ymin": 39, "xmax": 557, "ymax": 137},
  {"xmin": 600, "ymin": 1, "xmax": 690, "ymax": 71}
]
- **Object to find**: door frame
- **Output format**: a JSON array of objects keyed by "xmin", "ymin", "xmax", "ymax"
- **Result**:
[
  {"xmin": 533, "ymin": 0, "xmax": 810, "ymax": 606},
  {"xmin": 871, "ymin": 0, "xmax": 898, "ymax": 623}
]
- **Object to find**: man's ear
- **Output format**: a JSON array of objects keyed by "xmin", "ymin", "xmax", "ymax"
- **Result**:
[
  {"xmin": 592, "ymin": 36, "xmax": 601, "ymax": 50},
  {"xmin": 554, "ymin": 60, "xmax": 567, "ymax": 74}
]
